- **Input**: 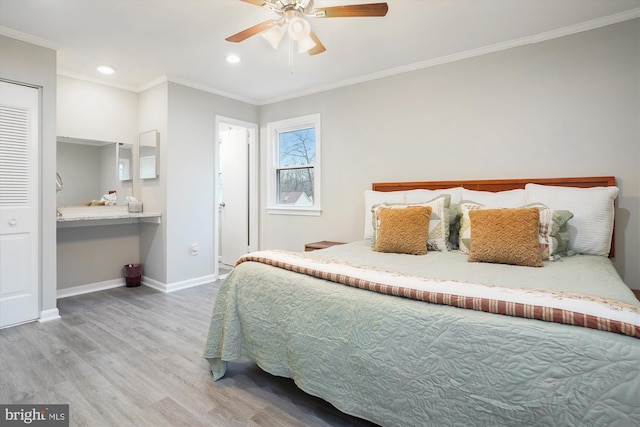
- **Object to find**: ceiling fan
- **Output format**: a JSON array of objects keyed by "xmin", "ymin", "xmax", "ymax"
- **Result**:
[{"xmin": 226, "ymin": 0, "xmax": 389, "ymax": 55}]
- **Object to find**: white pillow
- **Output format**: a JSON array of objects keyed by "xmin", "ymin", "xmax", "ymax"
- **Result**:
[
  {"xmin": 405, "ymin": 187, "xmax": 463, "ymax": 204},
  {"xmin": 525, "ymin": 184, "xmax": 619, "ymax": 256},
  {"xmin": 461, "ymin": 188, "xmax": 526, "ymax": 207},
  {"xmin": 364, "ymin": 188, "xmax": 462, "ymax": 239}
]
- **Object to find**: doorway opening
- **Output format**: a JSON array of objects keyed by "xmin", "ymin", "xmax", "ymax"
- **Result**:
[{"xmin": 214, "ymin": 116, "xmax": 258, "ymax": 279}]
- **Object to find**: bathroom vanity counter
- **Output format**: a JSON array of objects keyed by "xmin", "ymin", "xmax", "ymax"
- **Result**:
[{"xmin": 56, "ymin": 206, "xmax": 161, "ymax": 228}]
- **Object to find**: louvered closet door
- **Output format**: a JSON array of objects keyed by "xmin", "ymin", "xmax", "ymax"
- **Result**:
[{"xmin": 0, "ymin": 81, "xmax": 39, "ymax": 328}]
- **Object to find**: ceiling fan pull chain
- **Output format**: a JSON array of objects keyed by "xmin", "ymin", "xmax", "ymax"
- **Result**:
[{"xmin": 289, "ymin": 37, "xmax": 295, "ymax": 75}]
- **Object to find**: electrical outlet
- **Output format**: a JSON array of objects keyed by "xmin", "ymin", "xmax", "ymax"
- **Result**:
[{"xmin": 190, "ymin": 243, "xmax": 200, "ymax": 255}]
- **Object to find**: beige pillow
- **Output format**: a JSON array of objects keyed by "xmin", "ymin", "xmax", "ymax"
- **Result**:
[
  {"xmin": 467, "ymin": 207, "xmax": 543, "ymax": 267},
  {"xmin": 373, "ymin": 206, "xmax": 432, "ymax": 255}
]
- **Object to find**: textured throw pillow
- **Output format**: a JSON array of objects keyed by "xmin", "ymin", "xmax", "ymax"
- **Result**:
[
  {"xmin": 458, "ymin": 201, "xmax": 573, "ymax": 260},
  {"xmin": 373, "ymin": 206, "xmax": 432, "ymax": 255},
  {"xmin": 525, "ymin": 183, "xmax": 618, "ymax": 256},
  {"xmin": 467, "ymin": 207, "xmax": 543, "ymax": 267},
  {"xmin": 372, "ymin": 194, "xmax": 451, "ymax": 251}
]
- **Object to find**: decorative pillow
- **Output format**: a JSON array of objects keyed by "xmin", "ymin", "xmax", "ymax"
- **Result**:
[
  {"xmin": 373, "ymin": 206, "xmax": 432, "ymax": 255},
  {"xmin": 364, "ymin": 188, "xmax": 462, "ymax": 240},
  {"xmin": 525, "ymin": 184, "xmax": 619, "ymax": 256},
  {"xmin": 467, "ymin": 207, "xmax": 543, "ymax": 267},
  {"xmin": 364, "ymin": 190, "xmax": 405, "ymax": 240},
  {"xmin": 461, "ymin": 188, "xmax": 527, "ymax": 207},
  {"xmin": 458, "ymin": 200, "xmax": 573, "ymax": 260},
  {"xmin": 372, "ymin": 194, "xmax": 451, "ymax": 251},
  {"xmin": 457, "ymin": 201, "xmax": 487, "ymax": 254},
  {"xmin": 447, "ymin": 204, "xmax": 461, "ymax": 250},
  {"xmin": 526, "ymin": 203, "xmax": 574, "ymax": 259}
]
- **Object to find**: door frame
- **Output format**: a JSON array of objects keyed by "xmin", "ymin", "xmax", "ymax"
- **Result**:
[{"xmin": 214, "ymin": 116, "xmax": 258, "ymax": 279}]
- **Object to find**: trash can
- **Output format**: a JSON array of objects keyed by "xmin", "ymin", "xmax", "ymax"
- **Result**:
[{"xmin": 124, "ymin": 264, "xmax": 142, "ymax": 287}]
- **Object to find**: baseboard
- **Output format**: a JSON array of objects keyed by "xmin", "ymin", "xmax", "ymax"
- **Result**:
[
  {"xmin": 39, "ymin": 308, "xmax": 61, "ymax": 322},
  {"xmin": 55, "ymin": 275, "xmax": 216, "ymax": 299},
  {"xmin": 143, "ymin": 274, "xmax": 217, "ymax": 293},
  {"xmin": 57, "ymin": 278, "xmax": 125, "ymax": 299}
]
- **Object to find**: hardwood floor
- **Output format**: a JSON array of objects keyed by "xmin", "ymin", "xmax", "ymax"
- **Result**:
[{"xmin": 0, "ymin": 283, "xmax": 377, "ymax": 427}]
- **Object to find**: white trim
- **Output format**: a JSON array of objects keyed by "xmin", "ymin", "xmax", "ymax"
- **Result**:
[
  {"xmin": 267, "ymin": 207, "xmax": 321, "ymax": 216},
  {"xmin": 142, "ymin": 275, "xmax": 217, "ymax": 293},
  {"xmin": 267, "ymin": 114, "xmax": 321, "ymax": 215},
  {"xmin": 57, "ymin": 278, "xmax": 125, "ymax": 299},
  {"xmin": 0, "ymin": 26, "xmax": 62, "ymax": 50},
  {"xmin": 38, "ymin": 308, "xmax": 61, "ymax": 323}
]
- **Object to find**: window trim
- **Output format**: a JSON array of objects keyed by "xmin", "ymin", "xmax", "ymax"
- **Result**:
[{"xmin": 266, "ymin": 113, "xmax": 321, "ymax": 216}]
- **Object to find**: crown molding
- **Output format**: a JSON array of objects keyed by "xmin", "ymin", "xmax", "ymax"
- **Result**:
[
  {"xmin": 57, "ymin": 69, "xmax": 141, "ymax": 93},
  {"xmin": 257, "ymin": 8, "xmax": 640, "ymax": 105},
  {"xmin": 0, "ymin": 25, "xmax": 62, "ymax": 50},
  {"xmin": 165, "ymin": 76, "xmax": 259, "ymax": 105}
]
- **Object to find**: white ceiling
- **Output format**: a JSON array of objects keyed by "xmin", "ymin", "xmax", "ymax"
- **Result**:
[{"xmin": 1, "ymin": 0, "xmax": 638, "ymax": 105}]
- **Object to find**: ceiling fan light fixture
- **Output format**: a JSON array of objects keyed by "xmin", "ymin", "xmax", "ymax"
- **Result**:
[
  {"xmin": 287, "ymin": 16, "xmax": 311, "ymax": 41},
  {"xmin": 261, "ymin": 23, "xmax": 286, "ymax": 49},
  {"xmin": 297, "ymin": 35, "xmax": 317, "ymax": 53}
]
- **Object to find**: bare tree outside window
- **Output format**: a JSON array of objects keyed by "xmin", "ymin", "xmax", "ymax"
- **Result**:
[{"xmin": 277, "ymin": 128, "xmax": 315, "ymax": 206}]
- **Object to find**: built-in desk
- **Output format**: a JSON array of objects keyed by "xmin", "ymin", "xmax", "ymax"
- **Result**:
[{"xmin": 56, "ymin": 206, "xmax": 161, "ymax": 228}]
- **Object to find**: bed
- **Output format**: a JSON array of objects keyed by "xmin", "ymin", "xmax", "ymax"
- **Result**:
[{"xmin": 204, "ymin": 177, "xmax": 640, "ymax": 427}]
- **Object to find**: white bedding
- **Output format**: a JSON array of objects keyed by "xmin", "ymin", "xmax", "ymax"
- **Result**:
[{"xmin": 312, "ymin": 240, "xmax": 640, "ymax": 305}]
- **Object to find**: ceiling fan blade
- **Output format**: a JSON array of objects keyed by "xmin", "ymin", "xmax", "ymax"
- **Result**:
[
  {"xmin": 307, "ymin": 31, "xmax": 326, "ymax": 56},
  {"xmin": 225, "ymin": 19, "xmax": 276, "ymax": 43},
  {"xmin": 313, "ymin": 2, "xmax": 388, "ymax": 18}
]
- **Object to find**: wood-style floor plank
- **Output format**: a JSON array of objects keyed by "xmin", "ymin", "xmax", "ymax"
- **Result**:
[{"xmin": 0, "ymin": 283, "xmax": 377, "ymax": 427}]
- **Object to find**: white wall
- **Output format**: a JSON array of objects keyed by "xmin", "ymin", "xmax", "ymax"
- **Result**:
[
  {"xmin": 57, "ymin": 75, "xmax": 138, "ymax": 144},
  {"xmin": 258, "ymin": 19, "xmax": 640, "ymax": 289},
  {"xmin": 0, "ymin": 35, "xmax": 57, "ymax": 315}
]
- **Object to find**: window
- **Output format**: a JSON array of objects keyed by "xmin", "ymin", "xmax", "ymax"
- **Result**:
[{"xmin": 267, "ymin": 114, "xmax": 321, "ymax": 215}]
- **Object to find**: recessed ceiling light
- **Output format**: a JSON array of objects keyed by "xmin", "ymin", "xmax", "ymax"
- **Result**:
[
  {"xmin": 97, "ymin": 65, "xmax": 115, "ymax": 75},
  {"xmin": 226, "ymin": 54, "xmax": 240, "ymax": 64}
]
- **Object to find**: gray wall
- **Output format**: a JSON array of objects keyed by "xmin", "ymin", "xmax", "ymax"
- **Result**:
[
  {"xmin": 258, "ymin": 19, "xmax": 640, "ymax": 289},
  {"xmin": 0, "ymin": 35, "xmax": 58, "ymax": 314},
  {"xmin": 164, "ymin": 82, "xmax": 258, "ymax": 285}
]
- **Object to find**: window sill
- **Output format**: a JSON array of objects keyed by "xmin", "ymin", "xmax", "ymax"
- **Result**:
[{"xmin": 267, "ymin": 206, "xmax": 321, "ymax": 216}]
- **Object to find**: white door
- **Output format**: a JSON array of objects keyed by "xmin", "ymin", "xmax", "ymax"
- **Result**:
[
  {"xmin": 219, "ymin": 126, "xmax": 249, "ymax": 266},
  {"xmin": 0, "ymin": 81, "xmax": 40, "ymax": 328}
]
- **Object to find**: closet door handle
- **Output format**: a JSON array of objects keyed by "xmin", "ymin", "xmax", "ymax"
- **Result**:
[{"xmin": 8, "ymin": 218, "xmax": 17, "ymax": 226}]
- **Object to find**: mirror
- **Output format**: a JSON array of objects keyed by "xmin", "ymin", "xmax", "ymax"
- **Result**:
[
  {"xmin": 118, "ymin": 143, "xmax": 133, "ymax": 181},
  {"xmin": 56, "ymin": 137, "xmax": 134, "ymax": 207},
  {"xmin": 139, "ymin": 130, "xmax": 159, "ymax": 179}
]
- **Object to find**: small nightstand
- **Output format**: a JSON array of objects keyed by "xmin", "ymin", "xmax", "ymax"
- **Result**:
[{"xmin": 304, "ymin": 241, "xmax": 346, "ymax": 252}]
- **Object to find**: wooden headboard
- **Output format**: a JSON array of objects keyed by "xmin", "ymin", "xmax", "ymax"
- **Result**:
[
  {"xmin": 372, "ymin": 176, "xmax": 617, "ymax": 257},
  {"xmin": 372, "ymin": 176, "xmax": 615, "ymax": 192}
]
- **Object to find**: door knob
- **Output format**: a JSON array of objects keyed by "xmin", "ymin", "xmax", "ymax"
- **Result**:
[
  {"xmin": 8, "ymin": 218, "xmax": 17, "ymax": 226},
  {"xmin": 219, "ymin": 202, "xmax": 226, "ymax": 208}
]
